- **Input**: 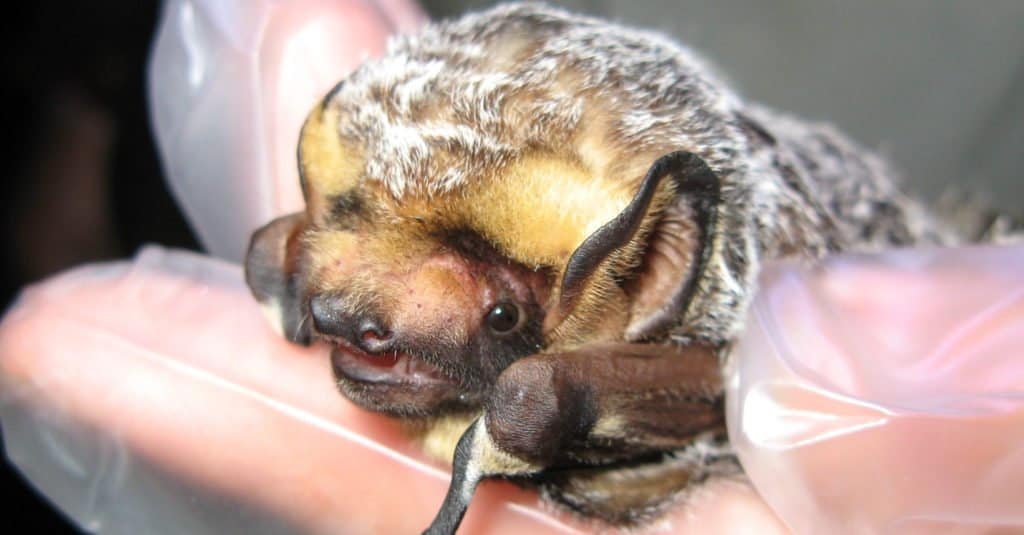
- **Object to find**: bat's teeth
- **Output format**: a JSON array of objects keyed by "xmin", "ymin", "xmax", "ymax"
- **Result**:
[
  {"xmin": 381, "ymin": 352, "xmax": 401, "ymax": 367},
  {"xmin": 329, "ymin": 339, "xmax": 453, "ymax": 385},
  {"xmin": 356, "ymin": 350, "xmax": 398, "ymax": 368},
  {"xmin": 407, "ymin": 357, "xmax": 446, "ymax": 381}
]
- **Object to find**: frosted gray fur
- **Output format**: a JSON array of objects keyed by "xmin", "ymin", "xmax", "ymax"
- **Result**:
[{"xmin": 322, "ymin": 3, "xmax": 959, "ymax": 344}]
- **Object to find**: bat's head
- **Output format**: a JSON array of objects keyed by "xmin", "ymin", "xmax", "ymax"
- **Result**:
[
  {"xmin": 245, "ymin": 4, "xmax": 756, "ymax": 425},
  {"xmin": 245, "ymin": 103, "xmax": 660, "ymax": 418}
]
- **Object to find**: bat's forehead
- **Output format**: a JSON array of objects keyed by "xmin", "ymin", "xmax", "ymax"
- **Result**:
[
  {"xmin": 305, "ymin": 88, "xmax": 641, "ymax": 271},
  {"xmin": 315, "ymin": 3, "xmax": 739, "ymax": 198},
  {"xmin": 299, "ymin": 93, "xmax": 637, "ymax": 271},
  {"xmin": 324, "ymin": 51, "xmax": 584, "ymax": 200},
  {"xmin": 299, "ymin": 2, "xmax": 743, "ymax": 269},
  {"xmin": 389, "ymin": 154, "xmax": 637, "ymax": 269},
  {"xmin": 306, "ymin": 152, "xmax": 636, "ymax": 273}
]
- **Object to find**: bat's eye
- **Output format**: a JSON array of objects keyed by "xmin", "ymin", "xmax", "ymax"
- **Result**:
[{"xmin": 486, "ymin": 301, "xmax": 520, "ymax": 334}]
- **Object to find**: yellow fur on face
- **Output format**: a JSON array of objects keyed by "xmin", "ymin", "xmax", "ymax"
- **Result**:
[
  {"xmin": 391, "ymin": 260, "xmax": 475, "ymax": 344},
  {"xmin": 466, "ymin": 154, "xmax": 635, "ymax": 268},
  {"xmin": 383, "ymin": 153, "xmax": 636, "ymax": 272},
  {"xmin": 305, "ymin": 230, "xmax": 360, "ymax": 283},
  {"xmin": 298, "ymin": 104, "xmax": 364, "ymax": 218}
]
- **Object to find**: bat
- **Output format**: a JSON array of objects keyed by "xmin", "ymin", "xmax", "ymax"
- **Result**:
[{"xmin": 243, "ymin": 4, "xmax": 982, "ymax": 533}]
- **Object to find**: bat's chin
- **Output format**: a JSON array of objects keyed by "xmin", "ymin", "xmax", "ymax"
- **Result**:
[{"xmin": 328, "ymin": 340, "xmax": 469, "ymax": 416}]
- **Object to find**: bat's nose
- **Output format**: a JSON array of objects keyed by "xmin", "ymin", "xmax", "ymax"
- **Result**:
[{"xmin": 309, "ymin": 294, "xmax": 395, "ymax": 354}]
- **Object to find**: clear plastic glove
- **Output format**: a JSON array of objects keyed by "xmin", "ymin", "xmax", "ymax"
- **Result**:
[
  {"xmin": 148, "ymin": 0, "xmax": 425, "ymax": 262},
  {"xmin": 729, "ymin": 245, "xmax": 1024, "ymax": 534}
]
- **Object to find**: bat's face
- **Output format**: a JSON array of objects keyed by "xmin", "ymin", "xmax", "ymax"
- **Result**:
[
  {"xmin": 245, "ymin": 93, "xmax": 726, "ymax": 422},
  {"xmin": 246, "ymin": 102, "xmax": 652, "ymax": 419},
  {"xmin": 284, "ymin": 190, "xmax": 558, "ymax": 417}
]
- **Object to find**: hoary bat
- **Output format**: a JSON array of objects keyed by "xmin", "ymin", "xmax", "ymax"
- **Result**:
[{"xmin": 243, "ymin": 3, "xmax": 979, "ymax": 534}]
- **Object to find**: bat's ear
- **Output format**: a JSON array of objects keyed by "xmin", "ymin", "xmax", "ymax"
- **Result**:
[
  {"xmin": 545, "ymin": 151, "xmax": 721, "ymax": 342},
  {"xmin": 245, "ymin": 212, "xmax": 312, "ymax": 345}
]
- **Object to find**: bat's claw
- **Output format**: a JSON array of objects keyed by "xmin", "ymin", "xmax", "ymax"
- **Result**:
[{"xmin": 423, "ymin": 419, "xmax": 484, "ymax": 535}]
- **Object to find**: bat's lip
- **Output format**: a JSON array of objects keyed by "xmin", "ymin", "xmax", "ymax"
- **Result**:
[
  {"xmin": 327, "ymin": 338, "xmax": 468, "ymax": 415},
  {"xmin": 326, "ymin": 337, "xmax": 453, "ymax": 387}
]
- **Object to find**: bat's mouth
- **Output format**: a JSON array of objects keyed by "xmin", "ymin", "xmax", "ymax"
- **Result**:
[
  {"xmin": 327, "ymin": 337, "xmax": 468, "ymax": 415},
  {"xmin": 329, "ymin": 340, "xmax": 451, "ymax": 385}
]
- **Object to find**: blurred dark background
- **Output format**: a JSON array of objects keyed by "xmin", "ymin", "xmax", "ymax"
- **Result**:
[
  {"xmin": 0, "ymin": 2, "xmax": 199, "ymax": 306},
  {"xmin": 0, "ymin": 0, "xmax": 1021, "ymax": 532},
  {"xmin": 0, "ymin": 3, "xmax": 195, "ymax": 532}
]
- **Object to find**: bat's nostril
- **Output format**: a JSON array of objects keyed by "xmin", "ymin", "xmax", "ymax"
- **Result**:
[{"xmin": 357, "ymin": 318, "xmax": 394, "ymax": 354}]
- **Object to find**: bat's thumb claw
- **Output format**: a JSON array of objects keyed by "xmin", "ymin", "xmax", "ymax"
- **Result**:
[{"xmin": 423, "ymin": 419, "xmax": 485, "ymax": 535}]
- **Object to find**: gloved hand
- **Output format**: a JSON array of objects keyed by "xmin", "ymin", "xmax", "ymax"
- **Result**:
[{"xmin": 730, "ymin": 244, "xmax": 1024, "ymax": 534}]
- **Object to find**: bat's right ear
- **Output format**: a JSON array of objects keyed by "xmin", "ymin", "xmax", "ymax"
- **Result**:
[
  {"xmin": 244, "ymin": 212, "xmax": 312, "ymax": 345},
  {"xmin": 544, "ymin": 152, "xmax": 722, "ymax": 342}
]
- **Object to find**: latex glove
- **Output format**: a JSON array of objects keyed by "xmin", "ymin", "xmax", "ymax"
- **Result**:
[
  {"xmin": 729, "ymin": 244, "xmax": 1024, "ymax": 534},
  {"xmin": 149, "ymin": 0, "xmax": 426, "ymax": 262}
]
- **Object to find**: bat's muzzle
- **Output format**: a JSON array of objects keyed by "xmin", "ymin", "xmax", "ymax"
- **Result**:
[{"xmin": 309, "ymin": 293, "xmax": 395, "ymax": 355}]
